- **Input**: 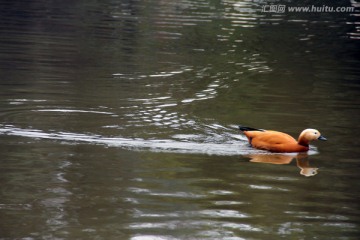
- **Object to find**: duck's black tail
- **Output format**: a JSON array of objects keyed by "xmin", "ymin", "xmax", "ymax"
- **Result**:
[{"xmin": 239, "ymin": 126, "xmax": 264, "ymax": 132}]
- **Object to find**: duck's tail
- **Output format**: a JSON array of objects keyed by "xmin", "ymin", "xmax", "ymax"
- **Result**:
[{"xmin": 239, "ymin": 126, "xmax": 265, "ymax": 132}]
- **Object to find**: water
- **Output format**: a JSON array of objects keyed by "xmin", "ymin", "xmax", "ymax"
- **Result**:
[{"xmin": 1, "ymin": 0, "xmax": 360, "ymax": 239}]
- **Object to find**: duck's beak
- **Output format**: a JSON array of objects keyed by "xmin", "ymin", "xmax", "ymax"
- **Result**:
[{"xmin": 318, "ymin": 135, "xmax": 327, "ymax": 141}]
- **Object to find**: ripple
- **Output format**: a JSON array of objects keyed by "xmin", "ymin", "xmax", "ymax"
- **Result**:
[
  {"xmin": 224, "ymin": 0, "xmax": 269, "ymax": 28},
  {"xmin": 8, "ymin": 99, "xmax": 47, "ymax": 105},
  {"xmin": 181, "ymin": 79, "xmax": 219, "ymax": 104},
  {"xmin": 348, "ymin": 0, "xmax": 360, "ymax": 39},
  {"xmin": 199, "ymin": 209, "xmax": 249, "ymax": 218},
  {"xmin": 113, "ymin": 67, "xmax": 192, "ymax": 80},
  {"xmin": 0, "ymin": 203, "xmax": 32, "ymax": 210},
  {"xmin": 128, "ymin": 187, "xmax": 206, "ymax": 199},
  {"xmin": 212, "ymin": 200, "xmax": 248, "ymax": 206},
  {"xmin": 33, "ymin": 109, "xmax": 114, "ymax": 115},
  {"xmin": 248, "ymin": 184, "xmax": 289, "ymax": 192},
  {"xmin": 131, "ymin": 236, "xmax": 177, "ymax": 240},
  {"xmin": 0, "ymin": 124, "xmax": 254, "ymax": 155},
  {"xmin": 209, "ymin": 190, "xmax": 234, "ymax": 196},
  {"xmin": 0, "ymin": 124, "xmax": 322, "ymax": 157}
]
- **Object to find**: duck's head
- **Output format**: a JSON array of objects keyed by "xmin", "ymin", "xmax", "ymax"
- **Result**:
[{"xmin": 299, "ymin": 129, "xmax": 327, "ymax": 144}]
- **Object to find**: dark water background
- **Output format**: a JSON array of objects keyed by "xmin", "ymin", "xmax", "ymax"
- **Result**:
[{"xmin": 0, "ymin": 0, "xmax": 360, "ymax": 239}]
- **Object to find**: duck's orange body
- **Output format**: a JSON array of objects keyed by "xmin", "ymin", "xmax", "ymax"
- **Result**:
[{"xmin": 239, "ymin": 126, "xmax": 326, "ymax": 153}]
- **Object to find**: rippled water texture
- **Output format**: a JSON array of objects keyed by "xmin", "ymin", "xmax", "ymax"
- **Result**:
[{"xmin": 1, "ymin": 0, "xmax": 360, "ymax": 239}]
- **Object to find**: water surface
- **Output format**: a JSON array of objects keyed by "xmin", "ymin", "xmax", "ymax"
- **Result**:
[{"xmin": 1, "ymin": 0, "xmax": 360, "ymax": 239}]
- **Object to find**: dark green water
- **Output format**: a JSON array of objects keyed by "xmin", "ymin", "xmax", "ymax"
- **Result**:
[{"xmin": 1, "ymin": 0, "xmax": 359, "ymax": 239}]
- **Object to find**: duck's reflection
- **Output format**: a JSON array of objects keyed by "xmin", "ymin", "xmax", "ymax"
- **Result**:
[{"xmin": 246, "ymin": 153, "xmax": 318, "ymax": 177}]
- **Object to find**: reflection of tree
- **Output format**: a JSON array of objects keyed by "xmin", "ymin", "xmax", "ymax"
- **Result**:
[{"xmin": 247, "ymin": 153, "xmax": 319, "ymax": 177}]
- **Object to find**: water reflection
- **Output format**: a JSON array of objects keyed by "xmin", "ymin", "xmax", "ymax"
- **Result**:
[
  {"xmin": 348, "ymin": 0, "xmax": 360, "ymax": 39},
  {"xmin": 247, "ymin": 153, "xmax": 319, "ymax": 177}
]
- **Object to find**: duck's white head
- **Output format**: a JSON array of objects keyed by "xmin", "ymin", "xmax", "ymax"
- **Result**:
[{"xmin": 298, "ymin": 129, "xmax": 327, "ymax": 145}]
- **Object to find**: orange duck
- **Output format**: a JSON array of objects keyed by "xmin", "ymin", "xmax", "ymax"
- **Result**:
[{"xmin": 239, "ymin": 126, "xmax": 327, "ymax": 153}]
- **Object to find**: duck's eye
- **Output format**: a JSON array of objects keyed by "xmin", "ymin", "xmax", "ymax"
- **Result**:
[{"xmin": 314, "ymin": 132, "xmax": 317, "ymax": 135}]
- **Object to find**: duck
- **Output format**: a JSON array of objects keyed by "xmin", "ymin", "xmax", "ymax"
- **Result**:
[{"xmin": 239, "ymin": 126, "xmax": 326, "ymax": 153}]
